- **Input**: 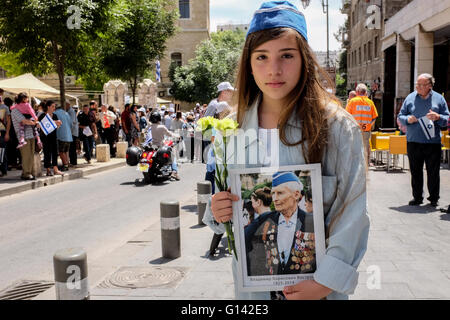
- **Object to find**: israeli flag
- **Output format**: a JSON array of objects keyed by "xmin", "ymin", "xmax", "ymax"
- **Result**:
[
  {"xmin": 39, "ymin": 114, "xmax": 57, "ymax": 136},
  {"xmin": 418, "ymin": 115, "xmax": 435, "ymax": 140},
  {"xmin": 144, "ymin": 127, "xmax": 153, "ymax": 145},
  {"xmin": 156, "ymin": 60, "xmax": 161, "ymax": 83}
]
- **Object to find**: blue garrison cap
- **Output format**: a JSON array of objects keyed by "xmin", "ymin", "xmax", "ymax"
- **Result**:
[
  {"xmin": 247, "ymin": 1, "xmax": 308, "ymax": 42},
  {"xmin": 272, "ymin": 171, "xmax": 302, "ymax": 188}
]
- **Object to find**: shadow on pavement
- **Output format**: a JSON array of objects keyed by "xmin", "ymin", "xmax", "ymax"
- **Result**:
[
  {"xmin": 440, "ymin": 213, "xmax": 450, "ymax": 221},
  {"xmin": 148, "ymin": 257, "xmax": 178, "ymax": 265},
  {"xmin": 189, "ymin": 224, "xmax": 207, "ymax": 229},
  {"xmin": 389, "ymin": 205, "xmax": 439, "ymax": 214},
  {"xmin": 202, "ymin": 247, "xmax": 231, "ymax": 260}
]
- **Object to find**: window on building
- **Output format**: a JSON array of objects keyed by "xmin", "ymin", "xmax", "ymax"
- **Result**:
[
  {"xmin": 368, "ymin": 41, "xmax": 372, "ymax": 61},
  {"xmin": 179, "ymin": 0, "xmax": 190, "ymax": 19},
  {"xmin": 358, "ymin": 47, "xmax": 361, "ymax": 65},
  {"xmin": 171, "ymin": 52, "xmax": 182, "ymax": 67},
  {"xmin": 363, "ymin": 44, "xmax": 367, "ymax": 62},
  {"xmin": 374, "ymin": 36, "xmax": 379, "ymax": 58}
]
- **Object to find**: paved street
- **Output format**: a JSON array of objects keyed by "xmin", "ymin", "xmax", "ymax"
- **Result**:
[
  {"xmin": 0, "ymin": 162, "xmax": 206, "ymax": 293},
  {"xmin": 353, "ymin": 164, "xmax": 450, "ymax": 299},
  {"xmin": 0, "ymin": 157, "xmax": 449, "ymax": 300}
]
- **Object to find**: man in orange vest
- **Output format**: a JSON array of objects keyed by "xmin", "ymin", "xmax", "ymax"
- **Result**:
[{"xmin": 345, "ymin": 83, "xmax": 378, "ymax": 165}]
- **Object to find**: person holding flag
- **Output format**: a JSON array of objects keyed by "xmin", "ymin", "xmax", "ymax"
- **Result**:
[
  {"xmin": 397, "ymin": 73, "xmax": 449, "ymax": 207},
  {"xmin": 38, "ymin": 100, "xmax": 63, "ymax": 176}
]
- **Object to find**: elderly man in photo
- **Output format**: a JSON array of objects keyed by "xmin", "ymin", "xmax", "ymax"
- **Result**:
[
  {"xmin": 398, "ymin": 73, "xmax": 449, "ymax": 207},
  {"xmin": 244, "ymin": 172, "xmax": 315, "ymax": 278}
]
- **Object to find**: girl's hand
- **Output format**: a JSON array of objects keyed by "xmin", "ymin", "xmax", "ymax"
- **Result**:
[
  {"xmin": 211, "ymin": 190, "xmax": 239, "ymax": 223},
  {"xmin": 283, "ymin": 280, "xmax": 332, "ymax": 300}
]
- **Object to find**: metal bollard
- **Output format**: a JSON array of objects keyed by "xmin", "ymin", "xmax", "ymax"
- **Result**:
[
  {"xmin": 197, "ymin": 181, "xmax": 212, "ymax": 225},
  {"xmin": 53, "ymin": 247, "xmax": 89, "ymax": 300},
  {"xmin": 160, "ymin": 200, "xmax": 181, "ymax": 259}
]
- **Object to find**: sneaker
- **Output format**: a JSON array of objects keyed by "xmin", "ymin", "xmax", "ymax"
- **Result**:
[
  {"xmin": 171, "ymin": 172, "xmax": 180, "ymax": 181},
  {"xmin": 408, "ymin": 199, "xmax": 423, "ymax": 206},
  {"xmin": 21, "ymin": 174, "xmax": 35, "ymax": 181},
  {"xmin": 430, "ymin": 201, "xmax": 438, "ymax": 207}
]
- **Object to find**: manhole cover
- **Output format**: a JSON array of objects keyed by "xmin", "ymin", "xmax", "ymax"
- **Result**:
[
  {"xmin": 98, "ymin": 266, "xmax": 186, "ymax": 289},
  {"xmin": 0, "ymin": 280, "xmax": 54, "ymax": 300}
]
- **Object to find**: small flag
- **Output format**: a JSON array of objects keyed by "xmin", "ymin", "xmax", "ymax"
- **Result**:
[
  {"xmin": 144, "ymin": 127, "xmax": 153, "ymax": 145},
  {"xmin": 39, "ymin": 114, "xmax": 57, "ymax": 136},
  {"xmin": 418, "ymin": 115, "xmax": 435, "ymax": 140},
  {"xmin": 156, "ymin": 60, "xmax": 161, "ymax": 83}
]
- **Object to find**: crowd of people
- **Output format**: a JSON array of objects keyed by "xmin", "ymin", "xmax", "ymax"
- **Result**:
[{"xmin": 0, "ymin": 85, "xmax": 234, "ymax": 181}]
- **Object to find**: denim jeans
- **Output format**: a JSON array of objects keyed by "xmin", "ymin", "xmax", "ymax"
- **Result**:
[
  {"xmin": 82, "ymin": 135, "xmax": 94, "ymax": 160},
  {"xmin": 171, "ymin": 156, "xmax": 178, "ymax": 172}
]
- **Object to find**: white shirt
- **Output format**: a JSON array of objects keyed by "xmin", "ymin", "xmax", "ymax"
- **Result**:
[
  {"xmin": 164, "ymin": 115, "xmax": 172, "ymax": 130},
  {"xmin": 258, "ymin": 128, "xmax": 279, "ymax": 167},
  {"xmin": 277, "ymin": 209, "xmax": 298, "ymax": 265}
]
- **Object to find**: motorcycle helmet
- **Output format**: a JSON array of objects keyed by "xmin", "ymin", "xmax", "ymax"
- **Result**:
[
  {"xmin": 126, "ymin": 146, "xmax": 142, "ymax": 166},
  {"xmin": 155, "ymin": 146, "xmax": 172, "ymax": 165},
  {"xmin": 149, "ymin": 111, "xmax": 162, "ymax": 124}
]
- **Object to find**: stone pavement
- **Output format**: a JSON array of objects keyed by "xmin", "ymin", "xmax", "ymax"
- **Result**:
[
  {"xmin": 30, "ymin": 161, "xmax": 450, "ymax": 300},
  {"xmin": 352, "ymin": 164, "xmax": 450, "ymax": 299},
  {"xmin": 35, "ymin": 192, "xmax": 235, "ymax": 300}
]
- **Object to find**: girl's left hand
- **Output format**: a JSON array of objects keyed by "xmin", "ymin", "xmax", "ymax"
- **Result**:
[{"xmin": 283, "ymin": 280, "xmax": 332, "ymax": 300}]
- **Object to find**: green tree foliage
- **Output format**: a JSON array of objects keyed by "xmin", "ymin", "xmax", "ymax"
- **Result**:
[
  {"xmin": 100, "ymin": 0, "xmax": 178, "ymax": 104},
  {"xmin": 170, "ymin": 30, "xmax": 246, "ymax": 104},
  {"xmin": 0, "ymin": 0, "xmax": 113, "ymax": 104},
  {"xmin": 335, "ymin": 50, "xmax": 347, "ymax": 98},
  {"xmin": 0, "ymin": 52, "xmax": 29, "ymax": 77}
]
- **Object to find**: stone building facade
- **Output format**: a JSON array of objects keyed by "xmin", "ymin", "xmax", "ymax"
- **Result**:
[
  {"xmin": 382, "ymin": 0, "xmax": 450, "ymax": 127},
  {"xmin": 343, "ymin": 0, "xmax": 413, "ymax": 127},
  {"xmin": 157, "ymin": 0, "xmax": 210, "ymax": 100},
  {"xmin": 217, "ymin": 24, "xmax": 249, "ymax": 33}
]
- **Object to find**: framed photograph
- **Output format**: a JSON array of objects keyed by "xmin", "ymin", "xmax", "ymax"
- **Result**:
[{"xmin": 229, "ymin": 164, "xmax": 326, "ymax": 292}]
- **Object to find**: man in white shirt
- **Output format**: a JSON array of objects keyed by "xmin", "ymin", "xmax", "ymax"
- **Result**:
[
  {"xmin": 203, "ymin": 82, "xmax": 234, "ymax": 118},
  {"xmin": 244, "ymin": 172, "xmax": 314, "ymax": 277}
]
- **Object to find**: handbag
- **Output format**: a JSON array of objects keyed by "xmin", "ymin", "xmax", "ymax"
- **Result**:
[{"xmin": 35, "ymin": 137, "xmax": 42, "ymax": 153}]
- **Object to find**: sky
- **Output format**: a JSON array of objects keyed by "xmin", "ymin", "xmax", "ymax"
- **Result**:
[{"xmin": 210, "ymin": 0, "xmax": 346, "ymax": 52}]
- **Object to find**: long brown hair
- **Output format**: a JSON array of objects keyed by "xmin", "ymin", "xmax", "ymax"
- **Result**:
[{"xmin": 235, "ymin": 28, "xmax": 339, "ymax": 164}]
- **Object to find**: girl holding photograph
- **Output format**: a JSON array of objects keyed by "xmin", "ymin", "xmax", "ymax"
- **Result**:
[{"xmin": 204, "ymin": 1, "xmax": 369, "ymax": 300}]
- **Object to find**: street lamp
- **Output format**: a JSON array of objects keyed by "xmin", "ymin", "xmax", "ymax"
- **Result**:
[{"xmin": 300, "ymin": 0, "xmax": 330, "ymax": 68}]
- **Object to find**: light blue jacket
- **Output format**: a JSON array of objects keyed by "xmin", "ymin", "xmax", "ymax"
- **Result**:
[{"xmin": 203, "ymin": 96, "xmax": 369, "ymax": 300}]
